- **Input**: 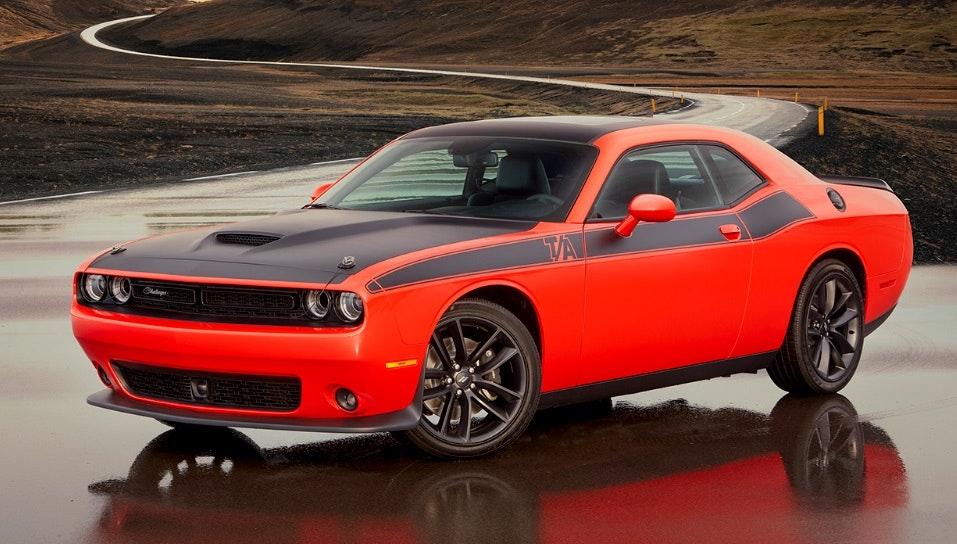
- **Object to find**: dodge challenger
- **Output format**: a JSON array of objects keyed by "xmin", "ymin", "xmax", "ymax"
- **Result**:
[{"xmin": 72, "ymin": 116, "xmax": 912, "ymax": 458}]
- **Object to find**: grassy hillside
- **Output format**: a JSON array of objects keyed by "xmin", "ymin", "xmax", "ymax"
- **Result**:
[{"xmin": 101, "ymin": 0, "xmax": 956, "ymax": 72}]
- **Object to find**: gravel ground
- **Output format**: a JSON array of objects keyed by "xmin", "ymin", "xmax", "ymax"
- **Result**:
[{"xmin": 780, "ymin": 108, "xmax": 956, "ymax": 264}]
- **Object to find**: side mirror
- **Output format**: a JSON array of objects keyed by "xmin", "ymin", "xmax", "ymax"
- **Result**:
[
  {"xmin": 614, "ymin": 194, "xmax": 676, "ymax": 237},
  {"xmin": 310, "ymin": 183, "xmax": 333, "ymax": 201}
]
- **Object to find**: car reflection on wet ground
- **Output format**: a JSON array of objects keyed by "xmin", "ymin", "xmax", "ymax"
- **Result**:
[
  {"xmin": 87, "ymin": 395, "xmax": 905, "ymax": 544},
  {"xmin": 1, "ymin": 167, "xmax": 954, "ymax": 543}
]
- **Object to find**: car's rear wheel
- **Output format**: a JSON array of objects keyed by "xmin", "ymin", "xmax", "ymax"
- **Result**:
[
  {"xmin": 397, "ymin": 298, "xmax": 541, "ymax": 459},
  {"xmin": 769, "ymin": 259, "xmax": 864, "ymax": 394}
]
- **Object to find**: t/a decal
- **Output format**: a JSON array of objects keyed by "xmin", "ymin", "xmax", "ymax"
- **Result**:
[
  {"xmin": 369, "ymin": 233, "xmax": 584, "ymax": 292},
  {"xmin": 544, "ymin": 235, "xmax": 580, "ymax": 262}
]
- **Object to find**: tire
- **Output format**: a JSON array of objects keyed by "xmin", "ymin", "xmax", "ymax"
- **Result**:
[
  {"xmin": 396, "ymin": 298, "xmax": 541, "ymax": 459},
  {"xmin": 769, "ymin": 259, "xmax": 864, "ymax": 394}
]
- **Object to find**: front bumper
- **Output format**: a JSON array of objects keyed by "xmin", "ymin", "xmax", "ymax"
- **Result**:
[{"xmin": 72, "ymin": 300, "xmax": 426, "ymax": 430}]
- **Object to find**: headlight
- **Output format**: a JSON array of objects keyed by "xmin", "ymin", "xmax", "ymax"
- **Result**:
[
  {"xmin": 335, "ymin": 292, "xmax": 364, "ymax": 323},
  {"xmin": 82, "ymin": 274, "xmax": 108, "ymax": 302},
  {"xmin": 109, "ymin": 276, "xmax": 132, "ymax": 304},
  {"xmin": 304, "ymin": 290, "xmax": 331, "ymax": 319}
]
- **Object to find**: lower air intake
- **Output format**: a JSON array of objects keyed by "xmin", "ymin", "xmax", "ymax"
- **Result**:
[{"xmin": 114, "ymin": 362, "xmax": 301, "ymax": 412}]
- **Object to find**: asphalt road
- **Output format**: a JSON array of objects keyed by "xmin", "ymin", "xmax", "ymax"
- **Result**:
[{"xmin": 1, "ymin": 164, "xmax": 956, "ymax": 543}]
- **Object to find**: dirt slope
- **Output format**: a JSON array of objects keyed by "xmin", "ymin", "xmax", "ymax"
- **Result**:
[
  {"xmin": 100, "ymin": 0, "xmax": 956, "ymax": 72},
  {"xmin": 0, "ymin": 0, "xmax": 185, "ymax": 49}
]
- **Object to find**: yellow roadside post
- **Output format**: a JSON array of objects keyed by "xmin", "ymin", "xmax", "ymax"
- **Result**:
[
  {"xmin": 818, "ymin": 106, "xmax": 825, "ymax": 136},
  {"xmin": 651, "ymin": 99, "xmax": 657, "ymax": 113}
]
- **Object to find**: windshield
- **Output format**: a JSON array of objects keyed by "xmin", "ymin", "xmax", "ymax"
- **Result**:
[{"xmin": 316, "ymin": 137, "xmax": 598, "ymax": 222}]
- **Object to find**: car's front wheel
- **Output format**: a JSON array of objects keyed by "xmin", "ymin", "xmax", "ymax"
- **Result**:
[
  {"xmin": 769, "ymin": 259, "xmax": 864, "ymax": 394},
  {"xmin": 397, "ymin": 298, "xmax": 541, "ymax": 459}
]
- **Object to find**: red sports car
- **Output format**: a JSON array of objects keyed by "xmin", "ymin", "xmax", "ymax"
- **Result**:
[{"xmin": 72, "ymin": 116, "xmax": 912, "ymax": 458}]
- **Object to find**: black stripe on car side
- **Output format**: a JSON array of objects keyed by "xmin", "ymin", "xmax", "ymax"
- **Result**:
[
  {"xmin": 737, "ymin": 191, "xmax": 814, "ymax": 240},
  {"xmin": 584, "ymin": 213, "xmax": 748, "ymax": 259},
  {"xmin": 368, "ymin": 233, "xmax": 585, "ymax": 293},
  {"xmin": 367, "ymin": 192, "xmax": 813, "ymax": 292}
]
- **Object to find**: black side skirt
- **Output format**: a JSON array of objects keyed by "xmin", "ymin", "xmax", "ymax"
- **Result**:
[{"xmin": 539, "ymin": 352, "xmax": 776, "ymax": 410}]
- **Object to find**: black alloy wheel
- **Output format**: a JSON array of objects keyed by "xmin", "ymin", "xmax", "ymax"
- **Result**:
[
  {"xmin": 397, "ymin": 298, "xmax": 541, "ymax": 459},
  {"xmin": 770, "ymin": 259, "xmax": 864, "ymax": 394}
]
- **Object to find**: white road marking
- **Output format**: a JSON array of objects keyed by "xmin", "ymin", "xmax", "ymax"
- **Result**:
[
  {"xmin": 0, "ymin": 191, "xmax": 103, "ymax": 206},
  {"xmin": 183, "ymin": 171, "xmax": 259, "ymax": 182}
]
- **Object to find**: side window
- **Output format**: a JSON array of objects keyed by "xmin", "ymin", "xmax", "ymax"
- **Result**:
[
  {"xmin": 701, "ymin": 145, "xmax": 765, "ymax": 205},
  {"xmin": 592, "ymin": 145, "xmax": 720, "ymax": 219}
]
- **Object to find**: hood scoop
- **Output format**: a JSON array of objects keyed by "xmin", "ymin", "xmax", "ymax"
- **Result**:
[{"xmin": 215, "ymin": 232, "xmax": 282, "ymax": 247}]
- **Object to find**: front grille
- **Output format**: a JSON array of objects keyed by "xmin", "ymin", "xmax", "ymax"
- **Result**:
[
  {"xmin": 128, "ymin": 280, "xmax": 309, "ymax": 321},
  {"xmin": 114, "ymin": 362, "xmax": 301, "ymax": 412},
  {"xmin": 216, "ymin": 233, "xmax": 281, "ymax": 246},
  {"xmin": 203, "ymin": 289, "xmax": 297, "ymax": 310}
]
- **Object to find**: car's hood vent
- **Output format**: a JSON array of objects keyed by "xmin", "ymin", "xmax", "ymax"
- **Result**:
[{"xmin": 215, "ymin": 232, "xmax": 282, "ymax": 246}]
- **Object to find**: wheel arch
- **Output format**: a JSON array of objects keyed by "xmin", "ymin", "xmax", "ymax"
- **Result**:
[
  {"xmin": 808, "ymin": 247, "xmax": 867, "ymax": 304},
  {"xmin": 455, "ymin": 284, "xmax": 543, "ymax": 355}
]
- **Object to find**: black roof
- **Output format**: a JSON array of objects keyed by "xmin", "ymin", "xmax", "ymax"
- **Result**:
[{"xmin": 401, "ymin": 116, "xmax": 666, "ymax": 144}]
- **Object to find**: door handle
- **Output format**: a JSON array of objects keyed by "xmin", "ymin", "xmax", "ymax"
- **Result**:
[{"xmin": 719, "ymin": 224, "xmax": 742, "ymax": 241}]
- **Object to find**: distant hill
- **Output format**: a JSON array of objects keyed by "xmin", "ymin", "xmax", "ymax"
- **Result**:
[
  {"xmin": 98, "ymin": 0, "xmax": 956, "ymax": 73},
  {"xmin": 0, "ymin": 0, "xmax": 184, "ymax": 49}
]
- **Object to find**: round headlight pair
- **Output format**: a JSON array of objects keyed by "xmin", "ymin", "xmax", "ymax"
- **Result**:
[
  {"xmin": 81, "ymin": 274, "xmax": 131, "ymax": 304},
  {"xmin": 304, "ymin": 290, "xmax": 364, "ymax": 323}
]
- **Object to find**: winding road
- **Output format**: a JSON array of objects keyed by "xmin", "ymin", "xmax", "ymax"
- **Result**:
[{"xmin": 81, "ymin": 15, "xmax": 811, "ymax": 147}]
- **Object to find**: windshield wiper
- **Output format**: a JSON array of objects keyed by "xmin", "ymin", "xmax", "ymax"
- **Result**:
[
  {"xmin": 400, "ymin": 209, "xmax": 452, "ymax": 215},
  {"xmin": 304, "ymin": 203, "xmax": 340, "ymax": 210}
]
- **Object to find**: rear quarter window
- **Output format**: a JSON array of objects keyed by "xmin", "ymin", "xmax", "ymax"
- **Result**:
[{"xmin": 703, "ymin": 146, "xmax": 766, "ymax": 205}]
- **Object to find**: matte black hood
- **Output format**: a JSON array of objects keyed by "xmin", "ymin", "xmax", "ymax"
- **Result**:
[{"xmin": 89, "ymin": 209, "xmax": 533, "ymax": 285}]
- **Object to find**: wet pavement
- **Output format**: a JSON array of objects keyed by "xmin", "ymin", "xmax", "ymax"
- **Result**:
[{"xmin": 1, "ymin": 166, "xmax": 955, "ymax": 543}]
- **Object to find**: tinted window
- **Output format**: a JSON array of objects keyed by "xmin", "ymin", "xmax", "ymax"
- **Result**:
[
  {"xmin": 702, "ymin": 145, "xmax": 765, "ymax": 205},
  {"xmin": 319, "ymin": 138, "xmax": 597, "ymax": 222},
  {"xmin": 337, "ymin": 148, "xmax": 465, "ymax": 206},
  {"xmin": 593, "ymin": 145, "xmax": 720, "ymax": 219}
]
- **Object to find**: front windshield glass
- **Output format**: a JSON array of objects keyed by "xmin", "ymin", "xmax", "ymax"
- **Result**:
[{"xmin": 316, "ymin": 137, "xmax": 598, "ymax": 222}]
